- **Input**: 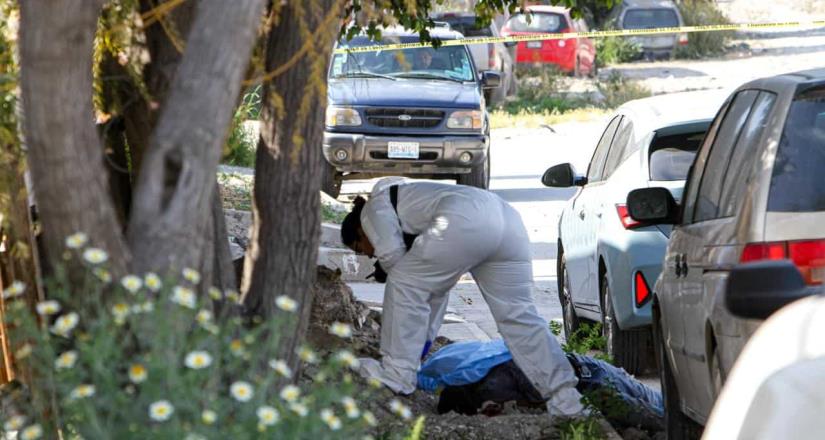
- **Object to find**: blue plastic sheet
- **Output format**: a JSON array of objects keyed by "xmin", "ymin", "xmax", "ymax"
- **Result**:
[{"xmin": 417, "ymin": 340, "xmax": 512, "ymax": 392}]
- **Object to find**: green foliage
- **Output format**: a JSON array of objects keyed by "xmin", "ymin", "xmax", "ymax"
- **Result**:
[
  {"xmin": 597, "ymin": 71, "xmax": 651, "ymax": 110},
  {"xmin": 595, "ymin": 36, "xmax": 641, "ymax": 67},
  {"xmin": 557, "ymin": 416, "xmax": 604, "ymax": 440},
  {"xmin": 674, "ymin": 0, "xmax": 734, "ymax": 59},
  {"xmin": 561, "ymin": 322, "xmax": 607, "ymax": 357},
  {"xmin": 404, "ymin": 416, "xmax": 426, "ymax": 440},
  {"xmin": 217, "ymin": 172, "xmax": 253, "ymax": 211},
  {"xmin": 222, "ymin": 87, "xmax": 261, "ymax": 169},
  {"xmin": 321, "ymin": 204, "xmax": 347, "ymax": 225},
  {"xmin": 499, "ymin": 66, "xmax": 588, "ymax": 114},
  {"xmin": 1, "ymin": 245, "xmax": 376, "ymax": 438}
]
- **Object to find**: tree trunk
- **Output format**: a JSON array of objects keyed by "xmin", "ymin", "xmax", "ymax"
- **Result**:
[
  {"xmin": 19, "ymin": 0, "xmax": 130, "ymax": 276},
  {"xmin": 127, "ymin": 0, "xmax": 266, "ymax": 277},
  {"xmin": 241, "ymin": 0, "xmax": 340, "ymax": 371}
]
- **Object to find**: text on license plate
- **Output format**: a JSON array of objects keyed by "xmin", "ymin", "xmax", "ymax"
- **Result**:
[
  {"xmin": 526, "ymin": 41, "xmax": 542, "ymax": 49},
  {"xmin": 387, "ymin": 141, "xmax": 420, "ymax": 159}
]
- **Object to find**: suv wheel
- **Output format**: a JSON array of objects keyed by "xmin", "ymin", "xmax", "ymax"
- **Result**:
[
  {"xmin": 321, "ymin": 162, "xmax": 342, "ymax": 199},
  {"xmin": 558, "ymin": 256, "xmax": 580, "ymax": 339},
  {"xmin": 601, "ymin": 273, "xmax": 650, "ymax": 375},
  {"xmin": 654, "ymin": 307, "xmax": 703, "ymax": 440},
  {"xmin": 457, "ymin": 151, "xmax": 490, "ymax": 189}
]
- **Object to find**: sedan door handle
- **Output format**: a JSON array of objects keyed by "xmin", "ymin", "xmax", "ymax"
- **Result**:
[{"xmin": 578, "ymin": 210, "xmax": 586, "ymax": 220}]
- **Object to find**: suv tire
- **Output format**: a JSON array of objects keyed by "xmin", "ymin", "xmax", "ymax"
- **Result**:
[
  {"xmin": 321, "ymin": 162, "xmax": 342, "ymax": 198},
  {"xmin": 457, "ymin": 151, "xmax": 490, "ymax": 189},
  {"xmin": 601, "ymin": 273, "xmax": 650, "ymax": 375},
  {"xmin": 558, "ymin": 255, "xmax": 580, "ymax": 339},
  {"xmin": 654, "ymin": 306, "xmax": 703, "ymax": 440}
]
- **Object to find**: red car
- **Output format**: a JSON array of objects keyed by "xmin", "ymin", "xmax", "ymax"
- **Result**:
[{"xmin": 501, "ymin": 5, "xmax": 596, "ymax": 77}]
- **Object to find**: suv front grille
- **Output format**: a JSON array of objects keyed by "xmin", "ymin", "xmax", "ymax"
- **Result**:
[{"xmin": 365, "ymin": 108, "xmax": 444, "ymax": 128}]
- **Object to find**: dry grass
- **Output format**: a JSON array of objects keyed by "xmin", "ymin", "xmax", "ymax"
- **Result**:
[{"xmin": 489, "ymin": 107, "xmax": 611, "ymax": 129}]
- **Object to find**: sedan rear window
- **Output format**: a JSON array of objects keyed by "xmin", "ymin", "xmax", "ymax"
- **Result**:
[
  {"xmin": 506, "ymin": 12, "xmax": 564, "ymax": 33},
  {"xmin": 648, "ymin": 132, "xmax": 705, "ymax": 181},
  {"xmin": 623, "ymin": 8, "xmax": 679, "ymax": 29},
  {"xmin": 437, "ymin": 16, "xmax": 494, "ymax": 37},
  {"xmin": 768, "ymin": 88, "xmax": 825, "ymax": 212}
]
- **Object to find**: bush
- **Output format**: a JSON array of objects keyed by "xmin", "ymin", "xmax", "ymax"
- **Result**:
[
  {"xmin": 1, "ymin": 237, "xmax": 377, "ymax": 439},
  {"xmin": 222, "ymin": 87, "xmax": 261, "ymax": 168},
  {"xmin": 499, "ymin": 66, "xmax": 588, "ymax": 114},
  {"xmin": 595, "ymin": 37, "xmax": 642, "ymax": 67},
  {"xmin": 597, "ymin": 71, "xmax": 651, "ymax": 109},
  {"xmin": 674, "ymin": 0, "xmax": 735, "ymax": 59}
]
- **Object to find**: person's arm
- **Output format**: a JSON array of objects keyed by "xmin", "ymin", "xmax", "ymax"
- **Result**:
[{"xmin": 360, "ymin": 191, "xmax": 406, "ymax": 272}]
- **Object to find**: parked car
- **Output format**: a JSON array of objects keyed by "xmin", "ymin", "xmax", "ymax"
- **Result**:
[
  {"xmin": 626, "ymin": 68, "xmax": 825, "ymax": 438},
  {"xmin": 322, "ymin": 27, "xmax": 500, "ymax": 197},
  {"xmin": 606, "ymin": 0, "xmax": 688, "ymax": 60},
  {"xmin": 703, "ymin": 261, "xmax": 823, "ymax": 440},
  {"xmin": 430, "ymin": 12, "xmax": 517, "ymax": 104},
  {"xmin": 541, "ymin": 89, "xmax": 729, "ymax": 374},
  {"xmin": 501, "ymin": 5, "xmax": 596, "ymax": 77}
]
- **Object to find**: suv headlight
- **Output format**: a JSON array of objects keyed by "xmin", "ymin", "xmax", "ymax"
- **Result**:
[
  {"xmin": 326, "ymin": 106, "xmax": 362, "ymax": 127},
  {"xmin": 447, "ymin": 110, "xmax": 483, "ymax": 130}
]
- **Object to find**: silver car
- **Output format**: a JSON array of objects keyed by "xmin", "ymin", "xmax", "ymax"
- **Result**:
[
  {"xmin": 627, "ymin": 68, "xmax": 825, "ymax": 438},
  {"xmin": 542, "ymin": 89, "xmax": 729, "ymax": 374},
  {"xmin": 606, "ymin": 0, "xmax": 688, "ymax": 60}
]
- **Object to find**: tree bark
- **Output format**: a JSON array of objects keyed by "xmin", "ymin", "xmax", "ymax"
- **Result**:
[
  {"xmin": 127, "ymin": 0, "xmax": 266, "ymax": 277},
  {"xmin": 19, "ymin": 0, "xmax": 130, "ymax": 276},
  {"xmin": 241, "ymin": 0, "xmax": 341, "ymax": 370}
]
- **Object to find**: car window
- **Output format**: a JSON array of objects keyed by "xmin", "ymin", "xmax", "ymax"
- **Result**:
[
  {"xmin": 505, "ymin": 12, "xmax": 565, "ymax": 33},
  {"xmin": 623, "ymin": 8, "xmax": 679, "ymax": 29},
  {"xmin": 681, "ymin": 99, "xmax": 733, "ymax": 224},
  {"xmin": 437, "ymin": 16, "xmax": 494, "ymax": 37},
  {"xmin": 602, "ymin": 117, "xmax": 634, "ymax": 180},
  {"xmin": 587, "ymin": 116, "xmax": 622, "ymax": 183},
  {"xmin": 719, "ymin": 91, "xmax": 777, "ymax": 217},
  {"xmin": 694, "ymin": 90, "xmax": 759, "ymax": 222},
  {"xmin": 648, "ymin": 131, "xmax": 706, "ymax": 181},
  {"xmin": 768, "ymin": 87, "xmax": 825, "ymax": 212}
]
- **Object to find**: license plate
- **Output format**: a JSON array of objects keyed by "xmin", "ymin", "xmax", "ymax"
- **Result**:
[
  {"xmin": 526, "ymin": 41, "xmax": 542, "ymax": 49},
  {"xmin": 387, "ymin": 141, "xmax": 419, "ymax": 159}
]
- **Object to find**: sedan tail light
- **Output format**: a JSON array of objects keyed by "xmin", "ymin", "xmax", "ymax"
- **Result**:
[
  {"xmin": 740, "ymin": 240, "xmax": 825, "ymax": 285},
  {"xmin": 488, "ymin": 44, "xmax": 496, "ymax": 69},
  {"xmin": 616, "ymin": 204, "xmax": 643, "ymax": 229},
  {"xmin": 635, "ymin": 271, "xmax": 651, "ymax": 307},
  {"xmin": 678, "ymin": 33, "xmax": 689, "ymax": 46}
]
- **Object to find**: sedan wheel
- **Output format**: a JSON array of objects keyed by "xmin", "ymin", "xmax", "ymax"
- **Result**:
[
  {"xmin": 559, "ymin": 258, "xmax": 580, "ymax": 339},
  {"xmin": 602, "ymin": 273, "xmax": 651, "ymax": 375}
]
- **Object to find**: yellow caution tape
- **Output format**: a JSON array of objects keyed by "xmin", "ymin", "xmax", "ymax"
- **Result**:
[{"xmin": 334, "ymin": 20, "xmax": 825, "ymax": 54}]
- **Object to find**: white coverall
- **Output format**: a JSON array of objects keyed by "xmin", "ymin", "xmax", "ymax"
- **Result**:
[{"xmin": 358, "ymin": 178, "xmax": 585, "ymax": 416}]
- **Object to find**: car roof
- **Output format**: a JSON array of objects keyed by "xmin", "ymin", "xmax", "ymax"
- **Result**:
[
  {"xmin": 738, "ymin": 68, "xmax": 825, "ymax": 95},
  {"xmin": 620, "ymin": 0, "xmax": 678, "ymax": 9},
  {"xmin": 366, "ymin": 25, "xmax": 465, "ymax": 40},
  {"xmin": 617, "ymin": 88, "xmax": 732, "ymax": 134},
  {"xmin": 523, "ymin": 5, "xmax": 569, "ymax": 15}
]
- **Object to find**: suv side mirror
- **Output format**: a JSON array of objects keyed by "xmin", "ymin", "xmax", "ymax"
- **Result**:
[
  {"xmin": 626, "ymin": 187, "xmax": 679, "ymax": 224},
  {"xmin": 725, "ymin": 261, "xmax": 816, "ymax": 320},
  {"xmin": 481, "ymin": 70, "xmax": 502, "ymax": 89},
  {"xmin": 542, "ymin": 163, "xmax": 586, "ymax": 187}
]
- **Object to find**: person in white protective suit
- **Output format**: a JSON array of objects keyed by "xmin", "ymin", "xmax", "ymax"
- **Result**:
[{"xmin": 340, "ymin": 177, "xmax": 587, "ymax": 417}]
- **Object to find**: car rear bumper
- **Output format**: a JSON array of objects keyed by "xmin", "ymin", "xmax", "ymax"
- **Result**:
[{"xmin": 323, "ymin": 131, "xmax": 488, "ymax": 175}]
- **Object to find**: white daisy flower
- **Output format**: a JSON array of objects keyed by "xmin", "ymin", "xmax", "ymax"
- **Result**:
[
  {"xmin": 389, "ymin": 399, "xmax": 412, "ymax": 420},
  {"xmin": 111, "ymin": 303, "xmax": 130, "ymax": 320},
  {"xmin": 171, "ymin": 286, "xmax": 196, "ymax": 309},
  {"xmin": 279, "ymin": 385, "xmax": 301, "ymax": 403},
  {"xmin": 69, "ymin": 384, "xmax": 96, "ymax": 400},
  {"xmin": 51, "ymin": 312, "xmax": 79, "ymax": 337},
  {"xmin": 229, "ymin": 339, "xmax": 245, "ymax": 357},
  {"xmin": 320, "ymin": 408, "xmax": 342, "ymax": 431},
  {"xmin": 195, "ymin": 309, "xmax": 212, "ymax": 325},
  {"xmin": 82, "ymin": 248, "xmax": 108, "ymax": 265},
  {"xmin": 19, "ymin": 424, "xmax": 42, "ymax": 440},
  {"xmin": 275, "ymin": 295, "xmax": 298, "ymax": 312},
  {"xmin": 2, "ymin": 281, "xmax": 25, "ymax": 299},
  {"xmin": 297, "ymin": 346, "xmax": 318, "ymax": 364},
  {"xmin": 201, "ymin": 409, "xmax": 217, "ymax": 425},
  {"xmin": 65, "ymin": 232, "xmax": 88, "ymax": 249},
  {"xmin": 256, "ymin": 406, "xmax": 280, "ymax": 426},
  {"xmin": 268, "ymin": 359, "xmax": 293, "ymax": 378},
  {"xmin": 36, "ymin": 300, "xmax": 61, "ymax": 316},
  {"xmin": 208, "ymin": 287, "xmax": 222, "ymax": 300},
  {"xmin": 128, "ymin": 364, "xmax": 148, "ymax": 383},
  {"xmin": 184, "ymin": 351, "xmax": 213, "ymax": 370},
  {"xmin": 4, "ymin": 414, "xmax": 26, "ymax": 431},
  {"xmin": 329, "ymin": 322, "xmax": 352, "ymax": 338},
  {"xmin": 335, "ymin": 350, "xmax": 361, "ymax": 369},
  {"xmin": 363, "ymin": 410, "xmax": 378, "ymax": 427},
  {"xmin": 120, "ymin": 275, "xmax": 142, "ymax": 293},
  {"xmin": 289, "ymin": 402, "xmax": 309, "ymax": 417},
  {"xmin": 230, "ymin": 381, "xmax": 254, "ymax": 402},
  {"xmin": 149, "ymin": 400, "xmax": 174, "ymax": 422},
  {"xmin": 342, "ymin": 396, "xmax": 360, "ymax": 419},
  {"xmin": 182, "ymin": 267, "xmax": 201, "ymax": 284},
  {"xmin": 92, "ymin": 268, "xmax": 112, "ymax": 283},
  {"xmin": 54, "ymin": 351, "xmax": 78, "ymax": 370},
  {"xmin": 144, "ymin": 273, "xmax": 162, "ymax": 292},
  {"xmin": 225, "ymin": 289, "xmax": 240, "ymax": 303}
]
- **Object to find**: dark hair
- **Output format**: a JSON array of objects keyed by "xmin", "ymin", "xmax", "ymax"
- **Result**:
[{"xmin": 341, "ymin": 196, "xmax": 367, "ymax": 247}]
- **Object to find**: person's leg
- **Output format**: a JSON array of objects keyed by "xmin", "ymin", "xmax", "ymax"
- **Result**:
[{"xmin": 471, "ymin": 201, "xmax": 584, "ymax": 416}]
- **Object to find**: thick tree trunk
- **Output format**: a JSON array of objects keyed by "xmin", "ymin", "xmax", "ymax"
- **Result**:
[
  {"xmin": 241, "ymin": 0, "xmax": 340, "ymax": 370},
  {"xmin": 127, "ymin": 0, "xmax": 266, "ymax": 277},
  {"xmin": 19, "ymin": 0, "xmax": 130, "ymax": 275}
]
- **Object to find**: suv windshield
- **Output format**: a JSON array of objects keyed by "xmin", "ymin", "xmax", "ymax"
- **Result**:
[
  {"xmin": 768, "ymin": 88, "xmax": 825, "ymax": 212},
  {"xmin": 648, "ymin": 131, "xmax": 705, "ymax": 181},
  {"xmin": 623, "ymin": 8, "xmax": 679, "ymax": 29},
  {"xmin": 330, "ymin": 36, "xmax": 475, "ymax": 82},
  {"xmin": 506, "ymin": 12, "xmax": 564, "ymax": 33}
]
